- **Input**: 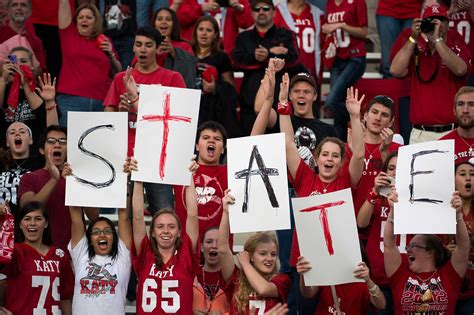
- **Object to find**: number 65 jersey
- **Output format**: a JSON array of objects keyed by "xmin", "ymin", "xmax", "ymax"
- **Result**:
[
  {"xmin": 133, "ymin": 234, "xmax": 196, "ymax": 314},
  {"xmin": 2, "ymin": 243, "xmax": 74, "ymax": 314}
]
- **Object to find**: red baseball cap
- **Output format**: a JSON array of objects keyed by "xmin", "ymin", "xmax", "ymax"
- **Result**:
[{"xmin": 422, "ymin": 4, "xmax": 448, "ymax": 20}]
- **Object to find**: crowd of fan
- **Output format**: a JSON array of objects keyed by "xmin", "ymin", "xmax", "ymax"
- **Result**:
[{"xmin": 0, "ymin": 0, "xmax": 473, "ymax": 314}]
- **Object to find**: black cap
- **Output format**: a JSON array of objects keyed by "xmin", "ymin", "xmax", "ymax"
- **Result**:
[
  {"xmin": 290, "ymin": 72, "xmax": 317, "ymax": 90},
  {"xmin": 250, "ymin": 0, "xmax": 274, "ymax": 9}
]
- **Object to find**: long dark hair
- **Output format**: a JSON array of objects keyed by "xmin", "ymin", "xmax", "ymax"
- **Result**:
[
  {"xmin": 150, "ymin": 208, "xmax": 183, "ymax": 268},
  {"xmin": 14, "ymin": 201, "xmax": 52, "ymax": 246},
  {"xmin": 191, "ymin": 15, "xmax": 221, "ymax": 57},
  {"xmin": 86, "ymin": 217, "xmax": 119, "ymax": 261},
  {"xmin": 153, "ymin": 8, "xmax": 184, "ymax": 42},
  {"xmin": 421, "ymin": 234, "xmax": 451, "ymax": 268},
  {"xmin": 382, "ymin": 150, "xmax": 398, "ymax": 173}
]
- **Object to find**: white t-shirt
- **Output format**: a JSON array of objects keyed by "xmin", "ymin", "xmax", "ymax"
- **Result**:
[{"xmin": 68, "ymin": 235, "xmax": 131, "ymax": 314}]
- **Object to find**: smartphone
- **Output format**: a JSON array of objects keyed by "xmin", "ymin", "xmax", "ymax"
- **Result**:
[
  {"xmin": 7, "ymin": 55, "xmax": 17, "ymax": 64},
  {"xmin": 379, "ymin": 176, "xmax": 395, "ymax": 197}
]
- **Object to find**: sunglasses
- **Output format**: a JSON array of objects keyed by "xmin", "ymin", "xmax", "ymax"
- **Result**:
[
  {"xmin": 46, "ymin": 137, "xmax": 67, "ymax": 145},
  {"xmin": 253, "ymin": 5, "xmax": 271, "ymax": 12}
]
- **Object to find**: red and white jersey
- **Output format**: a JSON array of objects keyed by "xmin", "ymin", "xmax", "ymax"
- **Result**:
[
  {"xmin": 133, "ymin": 234, "xmax": 196, "ymax": 314},
  {"xmin": 325, "ymin": 0, "xmax": 367, "ymax": 59},
  {"xmin": 440, "ymin": 129, "xmax": 474, "ymax": 161},
  {"xmin": 275, "ymin": 1, "xmax": 324, "ymax": 78},
  {"xmin": 449, "ymin": 10, "xmax": 474, "ymax": 74},
  {"xmin": 365, "ymin": 197, "xmax": 411, "ymax": 287},
  {"xmin": 226, "ymin": 268, "xmax": 290, "ymax": 315},
  {"xmin": 3, "ymin": 243, "xmax": 74, "ymax": 314}
]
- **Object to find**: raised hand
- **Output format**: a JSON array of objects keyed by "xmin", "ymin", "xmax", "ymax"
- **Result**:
[
  {"xmin": 36, "ymin": 73, "xmax": 57, "ymax": 102},
  {"xmin": 222, "ymin": 189, "xmax": 235, "ymax": 214},
  {"xmin": 353, "ymin": 261, "xmax": 370, "ymax": 281},
  {"xmin": 123, "ymin": 66, "xmax": 138, "ymax": 100},
  {"xmin": 45, "ymin": 149, "xmax": 60, "ymax": 180},
  {"xmin": 296, "ymin": 256, "xmax": 312, "ymax": 274},
  {"xmin": 345, "ymin": 87, "xmax": 365, "ymax": 116}
]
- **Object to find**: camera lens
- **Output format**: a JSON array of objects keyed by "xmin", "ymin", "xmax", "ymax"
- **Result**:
[{"xmin": 420, "ymin": 18, "xmax": 435, "ymax": 33}]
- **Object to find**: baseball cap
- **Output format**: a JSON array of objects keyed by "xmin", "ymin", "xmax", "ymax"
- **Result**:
[
  {"xmin": 289, "ymin": 73, "xmax": 317, "ymax": 90},
  {"xmin": 422, "ymin": 4, "xmax": 448, "ymax": 20}
]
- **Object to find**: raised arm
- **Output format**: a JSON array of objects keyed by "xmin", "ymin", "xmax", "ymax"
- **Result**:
[
  {"xmin": 278, "ymin": 73, "xmax": 300, "ymax": 179},
  {"xmin": 20, "ymin": 149, "xmax": 60, "ymax": 206},
  {"xmin": 58, "ymin": 0, "xmax": 72, "ymax": 29},
  {"xmin": 296, "ymin": 256, "xmax": 319, "ymax": 299},
  {"xmin": 68, "ymin": 205, "xmax": 86, "ymax": 248},
  {"xmin": 132, "ymin": 180, "xmax": 146, "ymax": 254},
  {"xmin": 237, "ymin": 251, "xmax": 279, "ymax": 297},
  {"xmin": 186, "ymin": 160, "xmax": 199, "ymax": 254},
  {"xmin": 353, "ymin": 261, "xmax": 386, "ymax": 310},
  {"xmin": 357, "ymin": 172, "xmax": 388, "ymax": 228},
  {"xmin": 346, "ymin": 87, "xmax": 365, "ymax": 187},
  {"xmin": 217, "ymin": 190, "xmax": 236, "ymax": 283},
  {"xmin": 450, "ymin": 191, "xmax": 470, "ymax": 277},
  {"xmin": 390, "ymin": 20, "xmax": 420, "ymax": 77},
  {"xmin": 251, "ymin": 65, "xmax": 277, "ymax": 135},
  {"xmin": 383, "ymin": 189, "xmax": 401, "ymax": 277}
]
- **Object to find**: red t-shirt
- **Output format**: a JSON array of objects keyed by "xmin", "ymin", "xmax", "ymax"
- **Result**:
[
  {"xmin": 208, "ymin": 1, "xmax": 254, "ymax": 54},
  {"xmin": 18, "ymin": 169, "xmax": 70, "ymax": 250},
  {"xmin": 289, "ymin": 159, "xmax": 351, "ymax": 266},
  {"xmin": 347, "ymin": 142, "xmax": 401, "ymax": 217},
  {"xmin": 449, "ymin": 10, "xmax": 474, "ymax": 74},
  {"xmin": 30, "ymin": 0, "xmax": 75, "ymax": 26},
  {"xmin": 390, "ymin": 28, "xmax": 471, "ymax": 125},
  {"xmin": 325, "ymin": 0, "xmax": 367, "ymax": 59},
  {"xmin": 174, "ymin": 164, "xmax": 228, "ymax": 239},
  {"xmin": 172, "ymin": 0, "xmax": 203, "ymax": 42},
  {"xmin": 365, "ymin": 197, "xmax": 411, "ymax": 287},
  {"xmin": 3, "ymin": 243, "xmax": 74, "ymax": 314},
  {"xmin": 103, "ymin": 67, "xmax": 186, "ymax": 156},
  {"xmin": 57, "ymin": 24, "xmax": 116, "ymax": 101},
  {"xmin": 133, "ymin": 234, "xmax": 196, "ymax": 315},
  {"xmin": 440, "ymin": 129, "xmax": 474, "ymax": 161},
  {"xmin": 226, "ymin": 268, "xmax": 290, "ymax": 315},
  {"xmin": 390, "ymin": 260, "xmax": 463, "ymax": 315},
  {"xmin": 376, "ymin": 0, "xmax": 421, "ymax": 20},
  {"xmin": 315, "ymin": 282, "xmax": 371, "ymax": 315}
]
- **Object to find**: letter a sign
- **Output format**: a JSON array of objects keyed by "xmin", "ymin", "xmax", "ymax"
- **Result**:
[{"xmin": 227, "ymin": 133, "xmax": 290, "ymax": 233}]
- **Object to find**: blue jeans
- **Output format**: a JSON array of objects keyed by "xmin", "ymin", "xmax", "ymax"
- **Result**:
[
  {"xmin": 136, "ymin": 0, "xmax": 169, "ymax": 27},
  {"xmin": 144, "ymin": 182, "xmax": 174, "ymax": 215},
  {"xmin": 306, "ymin": 0, "xmax": 326, "ymax": 12},
  {"xmin": 325, "ymin": 56, "xmax": 366, "ymax": 141},
  {"xmin": 376, "ymin": 15, "xmax": 413, "ymax": 78},
  {"xmin": 56, "ymin": 94, "xmax": 104, "ymax": 128}
]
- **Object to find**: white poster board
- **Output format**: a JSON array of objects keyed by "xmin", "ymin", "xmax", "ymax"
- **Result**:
[
  {"xmin": 395, "ymin": 140, "xmax": 455, "ymax": 234},
  {"xmin": 132, "ymin": 85, "xmax": 200, "ymax": 185},
  {"xmin": 227, "ymin": 133, "xmax": 290, "ymax": 233},
  {"xmin": 292, "ymin": 189, "xmax": 363, "ymax": 286},
  {"xmin": 66, "ymin": 112, "xmax": 128, "ymax": 208}
]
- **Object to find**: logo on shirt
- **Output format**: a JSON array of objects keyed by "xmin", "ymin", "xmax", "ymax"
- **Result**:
[
  {"xmin": 187, "ymin": 173, "xmax": 224, "ymax": 221},
  {"xmin": 80, "ymin": 262, "xmax": 118, "ymax": 297},
  {"xmin": 401, "ymin": 276, "xmax": 448, "ymax": 312}
]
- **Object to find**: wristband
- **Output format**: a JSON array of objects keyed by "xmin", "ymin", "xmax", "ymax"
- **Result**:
[
  {"xmin": 46, "ymin": 103, "xmax": 57, "ymax": 111},
  {"xmin": 434, "ymin": 37, "xmax": 444, "ymax": 43},
  {"xmin": 277, "ymin": 101, "xmax": 292, "ymax": 115},
  {"xmin": 387, "ymin": 215, "xmax": 394, "ymax": 223},
  {"xmin": 128, "ymin": 95, "xmax": 139, "ymax": 105},
  {"xmin": 368, "ymin": 284, "xmax": 379, "ymax": 296},
  {"xmin": 408, "ymin": 36, "xmax": 416, "ymax": 44},
  {"xmin": 367, "ymin": 190, "xmax": 378, "ymax": 205}
]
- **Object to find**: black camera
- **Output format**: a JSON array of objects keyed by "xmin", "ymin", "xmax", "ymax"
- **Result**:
[{"xmin": 420, "ymin": 17, "xmax": 435, "ymax": 33}]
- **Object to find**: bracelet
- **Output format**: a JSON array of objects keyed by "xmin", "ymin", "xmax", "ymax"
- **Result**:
[
  {"xmin": 408, "ymin": 36, "xmax": 416, "ymax": 44},
  {"xmin": 277, "ymin": 101, "xmax": 292, "ymax": 115},
  {"xmin": 367, "ymin": 190, "xmax": 378, "ymax": 205},
  {"xmin": 456, "ymin": 213, "xmax": 464, "ymax": 222},
  {"xmin": 387, "ymin": 215, "xmax": 394, "ymax": 223},
  {"xmin": 128, "ymin": 95, "xmax": 139, "ymax": 105},
  {"xmin": 434, "ymin": 37, "xmax": 444, "ymax": 43},
  {"xmin": 368, "ymin": 284, "xmax": 379, "ymax": 297},
  {"xmin": 46, "ymin": 103, "xmax": 57, "ymax": 111}
]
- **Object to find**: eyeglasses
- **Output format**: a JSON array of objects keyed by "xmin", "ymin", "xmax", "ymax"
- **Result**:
[
  {"xmin": 405, "ymin": 244, "xmax": 428, "ymax": 251},
  {"xmin": 46, "ymin": 137, "xmax": 67, "ymax": 145},
  {"xmin": 253, "ymin": 5, "xmax": 271, "ymax": 12},
  {"xmin": 91, "ymin": 229, "xmax": 114, "ymax": 236}
]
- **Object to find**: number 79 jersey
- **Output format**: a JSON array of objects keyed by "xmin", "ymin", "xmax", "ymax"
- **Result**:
[
  {"xmin": 133, "ymin": 234, "xmax": 196, "ymax": 314},
  {"xmin": 3, "ymin": 243, "xmax": 74, "ymax": 315}
]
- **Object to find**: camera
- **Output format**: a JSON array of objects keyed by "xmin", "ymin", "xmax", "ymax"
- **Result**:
[
  {"xmin": 420, "ymin": 18, "xmax": 435, "ymax": 33},
  {"xmin": 7, "ymin": 55, "xmax": 16, "ymax": 64}
]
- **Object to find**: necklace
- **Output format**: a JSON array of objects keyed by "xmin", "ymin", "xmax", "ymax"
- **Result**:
[
  {"xmin": 365, "ymin": 143, "xmax": 379, "ymax": 160},
  {"xmin": 322, "ymin": 181, "xmax": 332, "ymax": 193},
  {"xmin": 415, "ymin": 269, "xmax": 438, "ymax": 284},
  {"xmin": 414, "ymin": 269, "xmax": 437, "ymax": 303},
  {"xmin": 458, "ymin": 134, "xmax": 473, "ymax": 154}
]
